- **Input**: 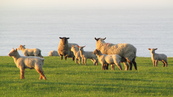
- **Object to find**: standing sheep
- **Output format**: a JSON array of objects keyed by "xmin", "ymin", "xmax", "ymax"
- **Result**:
[
  {"xmin": 8, "ymin": 48, "xmax": 46, "ymax": 80},
  {"xmin": 57, "ymin": 37, "xmax": 78, "ymax": 60},
  {"xmin": 71, "ymin": 45, "xmax": 81, "ymax": 64},
  {"xmin": 17, "ymin": 45, "xmax": 43, "ymax": 57},
  {"xmin": 93, "ymin": 49, "xmax": 122, "ymax": 70},
  {"xmin": 79, "ymin": 46, "xmax": 98, "ymax": 65},
  {"xmin": 148, "ymin": 48, "xmax": 168, "ymax": 67},
  {"xmin": 94, "ymin": 37, "xmax": 137, "ymax": 70}
]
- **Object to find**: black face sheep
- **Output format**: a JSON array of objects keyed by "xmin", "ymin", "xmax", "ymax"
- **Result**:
[
  {"xmin": 93, "ymin": 49, "xmax": 123, "ymax": 70},
  {"xmin": 17, "ymin": 45, "xmax": 43, "ymax": 57},
  {"xmin": 8, "ymin": 48, "xmax": 46, "ymax": 80},
  {"xmin": 57, "ymin": 37, "xmax": 78, "ymax": 60},
  {"xmin": 148, "ymin": 48, "xmax": 168, "ymax": 67},
  {"xmin": 94, "ymin": 37, "xmax": 137, "ymax": 70}
]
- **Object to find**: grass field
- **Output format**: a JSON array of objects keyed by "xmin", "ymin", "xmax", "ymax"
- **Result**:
[{"xmin": 1, "ymin": 56, "xmax": 173, "ymax": 97}]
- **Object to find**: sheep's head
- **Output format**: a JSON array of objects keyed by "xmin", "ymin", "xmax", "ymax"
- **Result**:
[
  {"xmin": 148, "ymin": 48, "xmax": 158, "ymax": 53},
  {"xmin": 59, "ymin": 37, "xmax": 69, "ymax": 45},
  {"xmin": 17, "ymin": 45, "xmax": 25, "ymax": 50},
  {"xmin": 93, "ymin": 49, "xmax": 102, "ymax": 55},
  {"xmin": 78, "ymin": 46, "xmax": 85, "ymax": 51},
  {"xmin": 8, "ymin": 48, "xmax": 18, "ymax": 57},
  {"xmin": 94, "ymin": 37, "xmax": 106, "ymax": 43}
]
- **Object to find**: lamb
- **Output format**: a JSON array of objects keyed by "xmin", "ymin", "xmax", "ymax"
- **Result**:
[
  {"xmin": 48, "ymin": 50, "xmax": 59, "ymax": 56},
  {"xmin": 94, "ymin": 37, "xmax": 137, "ymax": 70},
  {"xmin": 148, "ymin": 48, "xmax": 168, "ymax": 67},
  {"xmin": 93, "ymin": 49, "xmax": 122, "ymax": 70},
  {"xmin": 71, "ymin": 45, "xmax": 81, "ymax": 64},
  {"xmin": 78, "ymin": 46, "xmax": 98, "ymax": 65},
  {"xmin": 57, "ymin": 37, "xmax": 78, "ymax": 60},
  {"xmin": 17, "ymin": 45, "xmax": 43, "ymax": 57},
  {"xmin": 8, "ymin": 48, "xmax": 46, "ymax": 80}
]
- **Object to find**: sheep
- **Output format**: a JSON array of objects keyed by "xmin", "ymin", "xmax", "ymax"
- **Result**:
[
  {"xmin": 78, "ymin": 46, "xmax": 98, "ymax": 65},
  {"xmin": 71, "ymin": 45, "xmax": 81, "ymax": 64},
  {"xmin": 93, "ymin": 49, "xmax": 123, "ymax": 70},
  {"xmin": 94, "ymin": 37, "xmax": 137, "ymax": 70},
  {"xmin": 17, "ymin": 45, "xmax": 43, "ymax": 57},
  {"xmin": 8, "ymin": 48, "xmax": 46, "ymax": 80},
  {"xmin": 57, "ymin": 37, "xmax": 78, "ymax": 60},
  {"xmin": 48, "ymin": 50, "xmax": 59, "ymax": 56},
  {"xmin": 148, "ymin": 48, "xmax": 168, "ymax": 67}
]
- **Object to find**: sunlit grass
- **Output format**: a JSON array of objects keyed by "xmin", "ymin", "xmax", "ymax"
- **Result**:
[{"xmin": 1, "ymin": 56, "xmax": 173, "ymax": 97}]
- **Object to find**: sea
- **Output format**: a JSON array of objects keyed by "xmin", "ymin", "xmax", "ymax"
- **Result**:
[{"xmin": 0, "ymin": 9, "xmax": 173, "ymax": 57}]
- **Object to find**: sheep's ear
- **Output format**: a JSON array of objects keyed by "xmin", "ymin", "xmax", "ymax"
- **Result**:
[
  {"xmin": 155, "ymin": 48, "xmax": 158, "ymax": 50},
  {"xmin": 59, "ymin": 37, "xmax": 62, "ymax": 39},
  {"xmin": 95, "ymin": 37, "xmax": 99, "ymax": 41},
  {"xmin": 103, "ymin": 37, "xmax": 106, "ymax": 40},
  {"xmin": 148, "ymin": 48, "xmax": 151, "ymax": 50}
]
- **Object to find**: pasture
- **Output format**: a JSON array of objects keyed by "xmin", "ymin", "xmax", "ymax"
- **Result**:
[{"xmin": 0, "ymin": 56, "xmax": 173, "ymax": 97}]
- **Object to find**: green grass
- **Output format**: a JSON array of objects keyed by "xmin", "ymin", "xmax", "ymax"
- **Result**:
[{"xmin": 1, "ymin": 56, "xmax": 173, "ymax": 97}]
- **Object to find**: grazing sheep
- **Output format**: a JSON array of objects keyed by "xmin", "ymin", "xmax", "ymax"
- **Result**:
[
  {"xmin": 8, "ymin": 48, "xmax": 46, "ymax": 80},
  {"xmin": 71, "ymin": 45, "xmax": 81, "ymax": 64},
  {"xmin": 93, "ymin": 49, "xmax": 122, "ymax": 70},
  {"xmin": 48, "ymin": 50, "xmax": 59, "ymax": 56},
  {"xmin": 148, "ymin": 48, "xmax": 168, "ymax": 67},
  {"xmin": 57, "ymin": 37, "xmax": 78, "ymax": 60},
  {"xmin": 17, "ymin": 45, "xmax": 43, "ymax": 57},
  {"xmin": 79, "ymin": 46, "xmax": 98, "ymax": 65},
  {"xmin": 94, "ymin": 37, "xmax": 137, "ymax": 70}
]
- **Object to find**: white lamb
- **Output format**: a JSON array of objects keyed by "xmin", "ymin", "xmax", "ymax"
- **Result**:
[
  {"xmin": 93, "ymin": 49, "xmax": 122, "ymax": 70},
  {"xmin": 8, "ymin": 48, "xmax": 46, "ymax": 80},
  {"xmin": 79, "ymin": 46, "xmax": 98, "ymax": 65},
  {"xmin": 94, "ymin": 37, "xmax": 137, "ymax": 70},
  {"xmin": 57, "ymin": 37, "xmax": 78, "ymax": 60},
  {"xmin": 48, "ymin": 50, "xmax": 59, "ymax": 56},
  {"xmin": 148, "ymin": 48, "xmax": 168, "ymax": 67},
  {"xmin": 71, "ymin": 45, "xmax": 81, "ymax": 64},
  {"xmin": 17, "ymin": 45, "xmax": 43, "ymax": 57}
]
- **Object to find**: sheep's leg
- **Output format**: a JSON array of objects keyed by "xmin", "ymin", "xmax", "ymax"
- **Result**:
[
  {"xmin": 75, "ymin": 58, "xmax": 78, "ymax": 64},
  {"xmin": 152, "ymin": 60, "xmax": 155, "ymax": 67},
  {"xmin": 60, "ymin": 55, "xmax": 63, "ymax": 60},
  {"xmin": 128, "ymin": 62, "xmax": 133, "ymax": 70},
  {"xmin": 104, "ymin": 64, "xmax": 109, "ymax": 70},
  {"xmin": 155, "ymin": 60, "xmax": 158, "ymax": 67},
  {"xmin": 162, "ymin": 60, "xmax": 168, "ymax": 67},
  {"xmin": 36, "ymin": 69, "xmax": 46, "ymax": 80},
  {"xmin": 132, "ymin": 58, "xmax": 137, "ymax": 70},
  {"xmin": 101, "ymin": 64, "xmax": 105, "ymax": 70},
  {"xmin": 84, "ymin": 58, "xmax": 87, "ymax": 65},
  {"xmin": 111, "ymin": 64, "xmax": 115, "ymax": 70},
  {"xmin": 123, "ymin": 62, "xmax": 129, "ymax": 70},
  {"xmin": 20, "ymin": 69, "xmax": 25, "ymax": 79},
  {"xmin": 115, "ymin": 63, "xmax": 122, "ymax": 70}
]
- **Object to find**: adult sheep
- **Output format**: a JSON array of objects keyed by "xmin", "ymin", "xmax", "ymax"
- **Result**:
[
  {"xmin": 57, "ymin": 37, "xmax": 78, "ymax": 60},
  {"xmin": 94, "ymin": 37, "xmax": 137, "ymax": 70},
  {"xmin": 17, "ymin": 45, "xmax": 43, "ymax": 57},
  {"xmin": 8, "ymin": 48, "xmax": 46, "ymax": 80}
]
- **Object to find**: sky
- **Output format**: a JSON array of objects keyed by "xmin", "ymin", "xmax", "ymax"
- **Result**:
[{"xmin": 1, "ymin": 0, "xmax": 173, "ymax": 10}]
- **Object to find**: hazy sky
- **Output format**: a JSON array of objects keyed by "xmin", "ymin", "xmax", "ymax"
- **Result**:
[{"xmin": 1, "ymin": 0, "xmax": 173, "ymax": 10}]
